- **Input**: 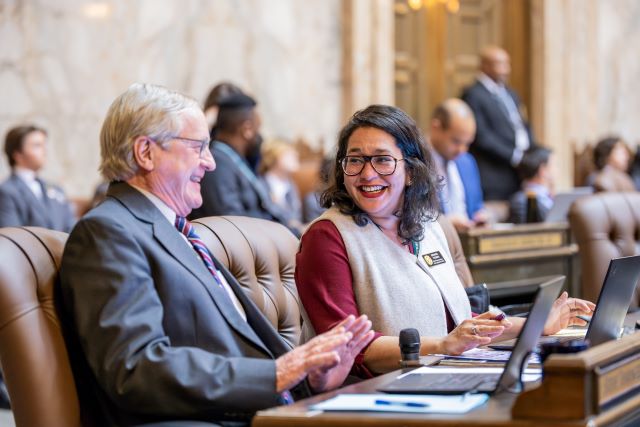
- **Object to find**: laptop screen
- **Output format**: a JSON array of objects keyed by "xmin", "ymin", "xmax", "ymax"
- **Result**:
[
  {"xmin": 586, "ymin": 255, "xmax": 640, "ymax": 346},
  {"xmin": 495, "ymin": 276, "xmax": 564, "ymax": 393}
]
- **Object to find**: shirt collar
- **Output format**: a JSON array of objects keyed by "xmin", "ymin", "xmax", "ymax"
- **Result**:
[
  {"xmin": 477, "ymin": 72, "xmax": 503, "ymax": 95},
  {"xmin": 429, "ymin": 147, "xmax": 448, "ymax": 175},
  {"xmin": 13, "ymin": 166, "xmax": 38, "ymax": 184},
  {"xmin": 129, "ymin": 184, "xmax": 177, "ymax": 225}
]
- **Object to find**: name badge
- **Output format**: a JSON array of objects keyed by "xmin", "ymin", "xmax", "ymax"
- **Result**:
[{"xmin": 423, "ymin": 251, "xmax": 446, "ymax": 267}]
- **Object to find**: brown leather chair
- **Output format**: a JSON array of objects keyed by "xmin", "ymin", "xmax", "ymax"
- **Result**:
[
  {"xmin": 569, "ymin": 192, "xmax": 640, "ymax": 306},
  {"xmin": 0, "ymin": 227, "xmax": 80, "ymax": 427},
  {"xmin": 0, "ymin": 217, "xmax": 307, "ymax": 426},
  {"xmin": 193, "ymin": 216, "xmax": 307, "ymax": 347}
]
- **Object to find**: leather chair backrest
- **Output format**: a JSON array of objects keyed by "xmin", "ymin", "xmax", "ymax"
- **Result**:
[
  {"xmin": 569, "ymin": 192, "xmax": 640, "ymax": 306},
  {"xmin": 0, "ymin": 227, "xmax": 80, "ymax": 427},
  {"xmin": 192, "ymin": 216, "xmax": 305, "ymax": 348}
]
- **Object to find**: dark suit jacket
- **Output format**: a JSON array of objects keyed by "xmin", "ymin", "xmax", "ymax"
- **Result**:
[
  {"xmin": 59, "ymin": 182, "xmax": 303, "ymax": 426},
  {"xmin": 454, "ymin": 153, "xmax": 484, "ymax": 219},
  {"xmin": 461, "ymin": 80, "xmax": 535, "ymax": 200},
  {"xmin": 0, "ymin": 173, "xmax": 75, "ymax": 231},
  {"xmin": 190, "ymin": 142, "xmax": 287, "ymax": 224}
]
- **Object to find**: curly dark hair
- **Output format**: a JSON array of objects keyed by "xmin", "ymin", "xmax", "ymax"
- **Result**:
[{"xmin": 321, "ymin": 104, "xmax": 440, "ymax": 242}]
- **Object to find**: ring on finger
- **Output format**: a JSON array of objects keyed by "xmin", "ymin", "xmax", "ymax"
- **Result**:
[{"xmin": 470, "ymin": 325, "xmax": 479, "ymax": 336}]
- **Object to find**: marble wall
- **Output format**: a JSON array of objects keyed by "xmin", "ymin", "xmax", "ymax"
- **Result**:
[{"xmin": 0, "ymin": 0, "xmax": 344, "ymax": 197}]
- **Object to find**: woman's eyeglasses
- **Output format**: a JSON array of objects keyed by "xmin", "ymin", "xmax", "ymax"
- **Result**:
[{"xmin": 340, "ymin": 155, "xmax": 405, "ymax": 176}]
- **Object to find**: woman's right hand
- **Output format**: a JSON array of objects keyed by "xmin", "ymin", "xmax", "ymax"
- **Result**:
[{"xmin": 438, "ymin": 312, "xmax": 510, "ymax": 355}]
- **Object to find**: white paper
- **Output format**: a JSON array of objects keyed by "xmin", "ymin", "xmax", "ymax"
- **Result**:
[
  {"xmin": 438, "ymin": 348, "xmax": 541, "ymax": 364},
  {"xmin": 310, "ymin": 393, "xmax": 489, "ymax": 414}
]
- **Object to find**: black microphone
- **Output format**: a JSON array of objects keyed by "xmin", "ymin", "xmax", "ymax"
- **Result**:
[{"xmin": 399, "ymin": 328, "xmax": 421, "ymax": 368}]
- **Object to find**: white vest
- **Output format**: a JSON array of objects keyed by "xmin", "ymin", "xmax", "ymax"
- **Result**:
[{"xmin": 312, "ymin": 208, "xmax": 471, "ymax": 338}]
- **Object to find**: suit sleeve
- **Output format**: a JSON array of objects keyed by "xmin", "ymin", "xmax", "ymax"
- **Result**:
[
  {"xmin": 60, "ymin": 217, "xmax": 280, "ymax": 417},
  {"xmin": 0, "ymin": 186, "xmax": 23, "ymax": 227},
  {"xmin": 462, "ymin": 89, "xmax": 517, "ymax": 164}
]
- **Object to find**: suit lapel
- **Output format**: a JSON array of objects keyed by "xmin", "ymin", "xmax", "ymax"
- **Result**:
[
  {"xmin": 108, "ymin": 182, "xmax": 273, "ymax": 355},
  {"xmin": 11, "ymin": 175, "xmax": 52, "ymax": 228}
]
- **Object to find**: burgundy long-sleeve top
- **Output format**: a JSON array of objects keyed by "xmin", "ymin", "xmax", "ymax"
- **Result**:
[{"xmin": 295, "ymin": 220, "xmax": 455, "ymax": 378}]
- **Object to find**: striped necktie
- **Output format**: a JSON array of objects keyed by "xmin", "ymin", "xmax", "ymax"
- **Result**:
[
  {"xmin": 175, "ymin": 216, "xmax": 294, "ymax": 405},
  {"xmin": 174, "ymin": 216, "xmax": 224, "ymax": 289}
]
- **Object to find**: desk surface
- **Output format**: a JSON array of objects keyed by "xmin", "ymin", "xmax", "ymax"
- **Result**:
[{"xmin": 253, "ymin": 312, "xmax": 640, "ymax": 427}]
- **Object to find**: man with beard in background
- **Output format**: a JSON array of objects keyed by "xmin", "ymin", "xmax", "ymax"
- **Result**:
[{"xmin": 190, "ymin": 93, "xmax": 301, "ymax": 235}]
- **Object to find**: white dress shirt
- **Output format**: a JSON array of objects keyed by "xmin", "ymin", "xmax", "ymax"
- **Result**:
[{"xmin": 14, "ymin": 166, "xmax": 43, "ymax": 199}]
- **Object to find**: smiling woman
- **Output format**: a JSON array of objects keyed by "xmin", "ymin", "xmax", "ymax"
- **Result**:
[
  {"xmin": 295, "ymin": 105, "xmax": 594, "ymax": 378},
  {"xmin": 294, "ymin": 105, "xmax": 512, "ymax": 377}
]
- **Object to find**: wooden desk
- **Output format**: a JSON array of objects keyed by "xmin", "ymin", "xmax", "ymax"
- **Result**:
[
  {"xmin": 459, "ymin": 223, "xmax": 579, "ymax": 304},
  {"xmin": 253, "ymin": 316, "xmax": 640, "ymax": 427},
  {"xmin": 253, "ymin": 369, "xmax": 640, "ymax": 426}
]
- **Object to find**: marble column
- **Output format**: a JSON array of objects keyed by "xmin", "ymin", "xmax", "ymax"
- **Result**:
[{"xmin": 341, "ymin": 0, "xmax": 395, "ymax": 122}]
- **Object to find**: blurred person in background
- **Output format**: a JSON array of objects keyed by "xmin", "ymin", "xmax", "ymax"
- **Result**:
[
  {"xmin": 191, "ymin": 93, "xmax": 302, "ymax": 236},
  {"xmin": 203, "ymin": 81, "xmax": 244, "ymax": 135},
  {"xmin": 259, "ymin": 138, "xmax": 304, "ymax": 230},
  {"xmin": 302, "ymin": 156, "xmax": 333, "ymax": 223},
  {"xmin": 509, "ymin": 146, "xmax": 554, "ymax": 223},
  {"xmin": 589, "ymin": 136, "xmax": 635, "ymax": 192},
  {"xmin": 462, "ymin": 46, "xmax": 536, "ymax": 201},
  {"xmin": 0, "ymin": 124, "xmax": 76, "ymax": 231},
  {"xmin": 429, "ymin": 98, "xmax": 490, "ymax": 232}
]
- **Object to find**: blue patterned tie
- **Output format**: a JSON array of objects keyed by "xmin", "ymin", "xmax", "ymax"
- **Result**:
[{"xmin": 175, "ymin": 216, "xmax": 225, "ymax": 289}]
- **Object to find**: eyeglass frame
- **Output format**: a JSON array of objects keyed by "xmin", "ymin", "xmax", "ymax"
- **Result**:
[
  {"xmin": 149, "ymin": 136, "xmax": 211, "ymax": 158},
  {"xmin": 172, "ymin": 136, "xmax": 211, "ymax": 158},
  {"xmin": 340, "ymin": 155, "xmax": 406, "ymax": 176}
]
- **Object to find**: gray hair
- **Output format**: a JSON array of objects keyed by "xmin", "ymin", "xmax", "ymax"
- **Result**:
[{"xmin": 99, "ymin": 83, "xmax": 200, "ymax": 181}]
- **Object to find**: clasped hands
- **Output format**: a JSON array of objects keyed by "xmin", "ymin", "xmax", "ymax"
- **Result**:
[{"xmin": 275, "ymin": 314, "xmax": 374, "ymax": 394}]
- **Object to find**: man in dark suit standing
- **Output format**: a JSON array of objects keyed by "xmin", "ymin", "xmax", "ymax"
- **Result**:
[
  {"xmin": 59, "ymin": 83, "xmax": 372, "ymax": 426},
  {"xmin": 190, "ymin": 93, "xmax": 302, "ymax": 236},
  {"xmin": 429, "ymin": 99, "xmax": 489, "ymax": 232},
  {"xmin": 462, "ymin": 46, "xmax": 536, "ymax": 201},
  {"xmin": 0, "ymin": 125, "xmax": 76, "ymax": 231}
]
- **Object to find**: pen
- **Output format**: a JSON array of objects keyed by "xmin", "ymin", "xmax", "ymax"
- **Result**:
[
  {"xmin": 488, "ymin": 306, "xmax": 506, "ymax": 321},
  {"xmin": 374, "ymin": 399, "xmax": 430, "ymax": 408},
  {"xmin": 577, "ymin": 314, "xmax": 591, "ymax": 323}
]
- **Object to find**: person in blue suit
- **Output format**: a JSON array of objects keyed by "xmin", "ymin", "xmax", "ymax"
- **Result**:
[
  {"xmin": 429, "ymin": 99, "xmax": 489, "ymax": 232},
  {"xmin": 0, "ymin": 125, "xmax": 76, "ymax": 231}
]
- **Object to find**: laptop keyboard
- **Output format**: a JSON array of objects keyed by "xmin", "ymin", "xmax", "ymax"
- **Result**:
[
  {"xmin": 384, "ymin": 373, "xmax": 501, "ymax": 393},
  {"xmin": 419, "ymin": 373, "xmax": 499, "ymax": 391}
]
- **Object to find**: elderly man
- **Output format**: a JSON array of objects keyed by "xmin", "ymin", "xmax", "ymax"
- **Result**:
[
  {"xmin": 0, "ymin": 124, "xmax": 76, "ymax": 230},
  {"xmin": 462, "ymin": 46, "xmax": 536, "ymax": 201},
  {"xmin": 429, "ymin": 99, "xmax": 489, "ymax": 232},
  {"xmin": 59, "ymin": 83, "xmax": 372, "ymax": 426}
]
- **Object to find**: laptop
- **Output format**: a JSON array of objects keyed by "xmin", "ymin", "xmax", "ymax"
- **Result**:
[
  {"xmin": 378, "ymin": 276, "xmax": 564, "ymax": 395},
  {"xmin": 490, "ymin": 255, "xmax": 640, "ymax": 350},
  {"xmin": 544, "ymin": 187, "xmax": 593, "ymax": 223}
]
